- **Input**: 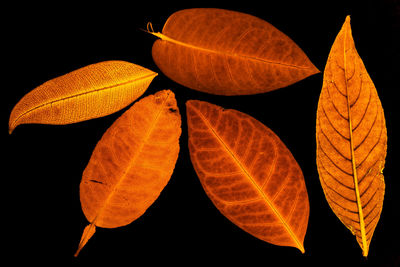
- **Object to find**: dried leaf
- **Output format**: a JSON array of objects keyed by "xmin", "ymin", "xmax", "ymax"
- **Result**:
[
  {"xmin": 149, "ymin": 8, "xmax": 319, "ymax": 95},
  {"xmin": 186, "ymin": 100, "xmax": 309, "ymax": 252},
  {"xmin": 316, "ymin": 16, "xmax": 387, "ymax": 257},
  {"xmin": 74, "ymin": 90, "xmax": 181, "ymax": 256},
  {"xmin": 9, "ymin": 60, "xmax": 157, "ymax": 133}
]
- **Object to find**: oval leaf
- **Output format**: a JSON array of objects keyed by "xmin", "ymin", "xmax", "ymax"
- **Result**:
[
  {"xmin": 186, "ymin": 100, "xmax": 309, "ymax": 252},
  {"xmin": 9, "ymin": 60, "xmax": 157, "ymax": 133},
  {"xmin": 75, "ymin": 90, "xmax": 181, "ymax": 256},
  {"xmin": 316, "ymin": 16, "xmax": 387, "ymax": 257},
  {"xmin": 150, "ymin": 8, "xmax": 319, "ymax": 96}
]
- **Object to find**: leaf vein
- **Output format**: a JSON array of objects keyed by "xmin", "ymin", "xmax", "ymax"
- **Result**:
[
  {"xmin": 192, "ymin": 106, "xmax": 304, "ymax": 250},
  {"xmin": 317, "ymin": 157, "xmax": 354, "ymax": 190},
  {"xmin": 319, "ymin": 125, "xmax": 352, "ymax": 162},
  {"xmin": 325, "ymin": 82, "xmax": 349, "ymax": 121},
  {"xmin": 352, "ymin": 81, "xmax": 372, "ymax": 132},
  {"xmin": 354, "ymin": 103, "xmax": 378, "ymax": 151},
  {"xmin": 319, "ymin": 103, "xmax": 350, "ymax": 141},
  {"xmin": 318, "ymin": 141, "xmax": 353, "ymax": 176},
  {"xmin": 355, "ymin": 112, "xmax": 384, "ymax": 168}
]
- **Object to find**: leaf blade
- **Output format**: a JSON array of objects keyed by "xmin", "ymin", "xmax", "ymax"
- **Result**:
[
  {"xmin": 75, "ymin": 90, "xmax": 181, "ymax": 255},
  {"xmin": 9, "ymin": 60, "xmax": 157, "ymax": 133},
  {"xmin": 151, "ymin": 8, "xmax": 319, "ymax": 95},
  {"xmin": 187, "ymin": 100, "xmax": 309, "ymax": 251},
  {"xmin": 316, "ymin": 16, "xmax": 387, "ymax": 256}
]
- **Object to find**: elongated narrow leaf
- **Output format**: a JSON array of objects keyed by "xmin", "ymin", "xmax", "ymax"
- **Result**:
[
  {"xmin": 9, "ymin": 60, "xmax": 157, "ymax": 133},
  {"xmin": 75, "ymin": 90, "xmax": 181, "ymax": 256},
  {"xmin": 150, "ymin": 8, "xmax": 319, "ymax": 95},
  {"xmin": 187, "ymin": 100, "xmax": 309, "ymax": 252},
  {"xmin": 316, "ymin": 16, "xmax": 387, "ymax": 257}
]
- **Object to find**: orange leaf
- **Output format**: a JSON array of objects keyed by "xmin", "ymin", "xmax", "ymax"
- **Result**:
[
  {"xmin": 186, "ymin": 100, "xmax": 309, "ymax": 252},
  {"xmin": 316, "ymin": 16, "xmax": 387, "ymax": 257},
  {"xmin": 150, "ymin": 8, "xmax": 319, "ymax": 96},
  {"xmin": 75, "ymin": 90, "xmax": 181, "ymax": 256},
  {"xmin": 9, "ymin": 60, "xmax": 157, "ymax": 133}
]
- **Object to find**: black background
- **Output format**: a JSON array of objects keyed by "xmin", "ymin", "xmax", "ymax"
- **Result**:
[{"xmin": 3, "ymin": 1, "xmax": 399, "ymax": 266}]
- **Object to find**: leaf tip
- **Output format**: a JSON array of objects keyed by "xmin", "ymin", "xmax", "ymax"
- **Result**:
[
  {"xmin": 343, "ymin": 15, "xmax": 352, "ymax": 31},
  {"xmin": 311, "ymin": 65, "xmax": 321, "ymax": 75},
  {"xmin": 298, "ymin": 243, "xmax": 305, "ymax": 254},
  {"xmin": 9, "ymin": 113, "xmax": 16, "ymax": 134},
  {"xmin": 340, "ymin": 15, "xmax": 352, "ymax": 34},
  {"xmin": 74, "ymin": 223, "xmax": 96, "ymax": 257}
]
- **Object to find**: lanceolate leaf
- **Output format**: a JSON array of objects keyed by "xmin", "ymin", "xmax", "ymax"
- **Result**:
[
  {"xmin": 150, "ymin": 8, "xmax": 319, "ymax": 95},
  {"xmin": 316, "ymin": 16, "xmax": 387, "ymax": 257},
  {"xmin": 75, "ymin": 90, "xmax": 181, "ymax": 256},
  {"xmin": 187, "ymin": 100, "xmax": 309, "ymax": 252},
  {"xmin": 9, "ymin": 60, "xmax": 157, "ymax": 133}
]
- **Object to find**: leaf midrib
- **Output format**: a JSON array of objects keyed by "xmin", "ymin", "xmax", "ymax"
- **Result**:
[
  {"xmin": 151, "ymin": 31, "xmax": 313, "ymax": 70},
  {"xmin": 193, "ymin": 107, "xmax": 304, "ymax": 252},
  {"xmin": 92, "ymin": 91, "xmax": 170, "ymax": 225},
  {"xmin": 342, "ymin": 17, "xmax": 368, "ymax": 256}
]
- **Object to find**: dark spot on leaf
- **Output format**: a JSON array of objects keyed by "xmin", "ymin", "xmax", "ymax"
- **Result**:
[{"xmin": 89, "ymin": 179, "xmax": 104, "ymax": 184}]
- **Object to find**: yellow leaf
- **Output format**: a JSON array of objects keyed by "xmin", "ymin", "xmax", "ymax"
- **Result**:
[{"xmin": 9, "ymin": 60, "xmax": 157, "ymax": 133}]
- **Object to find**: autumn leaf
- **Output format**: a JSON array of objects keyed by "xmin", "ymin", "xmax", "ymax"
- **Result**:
[
  {"xmin": 186, "ymin": 100, "xmax": 309, "ymax": 252},
  {"xmin": 9, "ymin": 60, "xmax": 157, "ymax": 133},
  {"xmin": 149, "ymin": 8, "xmax": 319, "ymax": 95},
  {"xmin": 75, "ymin": 90, "xmax": 181, "ymax": 257},
  {"xmin": 316, "ymin": 16, "xmax": 387, "ymax": 257}
]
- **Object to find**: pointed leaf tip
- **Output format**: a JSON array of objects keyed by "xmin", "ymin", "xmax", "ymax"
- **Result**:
[
  {"xmin": 298, "ymin": 244, "xmax": 305, "ymax": 254},
  {"xmin": 74, "ymin": 224, "xmax": 96, "ymax": 257}
]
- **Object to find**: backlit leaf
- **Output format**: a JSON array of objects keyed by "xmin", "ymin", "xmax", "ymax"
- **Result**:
[
  {"xmin": 9, "ymin": 60, "xmax": 157, "ymax": 133},
  {"xmin": 74, "ymin": 90, "xmax": 181, "ymax": 256},
  {"xmin": 187, "ymin": 100, "xmax": 309, "ymax": 252},
  {"xmin": 316, "ymin": 16, "xmax": 387, "ymax": 257},
  {"xmin": 150, "ymin": 8, "xmax": 319, "ymax": 95}
]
